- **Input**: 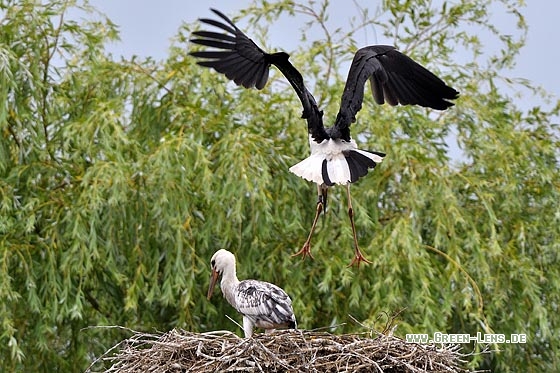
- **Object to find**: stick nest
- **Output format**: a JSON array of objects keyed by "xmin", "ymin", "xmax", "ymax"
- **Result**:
[{"xmin": 91, "ymin": 328, "xmax": 480, "ymax": 372}]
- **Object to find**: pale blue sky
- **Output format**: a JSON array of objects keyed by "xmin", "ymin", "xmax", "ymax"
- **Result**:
[{"xmin": 87, "ymin": 0, "xmax": 559, "ymax": 109}]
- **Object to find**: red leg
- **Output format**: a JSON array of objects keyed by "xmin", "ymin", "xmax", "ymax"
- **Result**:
[
  {"xmin": 293, "ymin": 185, "xmax": 325, "ymax": 260},
  {"xmin": 346, "ymin": 184, "xmax": 372, "ymax": 267}
]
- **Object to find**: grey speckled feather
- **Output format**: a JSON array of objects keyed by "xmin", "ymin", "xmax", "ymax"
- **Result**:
[{"xmin": 235, "ymin": 280, "xmax": 296, "ymax": 330}]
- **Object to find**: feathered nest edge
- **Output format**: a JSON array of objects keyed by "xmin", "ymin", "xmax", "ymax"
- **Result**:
[{"xmin": 89, "ymin": 327, "xmax": 484, "ymax": 373}]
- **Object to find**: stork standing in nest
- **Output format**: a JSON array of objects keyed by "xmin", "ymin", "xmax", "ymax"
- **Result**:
[
  {"xmin": 207, "ymin": 249, "xmax": 297, "ymax": 338},
  {"xmin": 190, "ymin": 9, "xmax": 459, "ymax": 266}
]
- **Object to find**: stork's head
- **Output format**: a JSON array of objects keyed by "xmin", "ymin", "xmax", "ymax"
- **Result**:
[{"xmin": 207, "ymin": 249, "xmax": 236, "ymax": 300}]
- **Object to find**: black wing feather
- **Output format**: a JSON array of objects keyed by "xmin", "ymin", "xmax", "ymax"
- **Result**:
[
  {"xmin": 197, "ymin": 16, "xmax": 236, "ymax": 34},
  {"xmin": 190, "ymin": 50, "xmax": 236, "ymax": 59},
  {"xmin": 190, "ymin": 8, "xmax": 328, "ymax": 142},
  {"xmin": 190, "ymin": 10, "xmax": 269, "ymax": 89},
  {"xmin": 333, "ymin": 45, "xmax": 459, "ymax": 140},
  {"xmin": 192, "ymin": 31, "xmax": 237, "ymax": 43}
]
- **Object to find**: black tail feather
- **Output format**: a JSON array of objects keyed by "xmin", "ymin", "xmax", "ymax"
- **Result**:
[{"xmin": 344, "ymin": 150, "xmax": 385, "ymax": 183}]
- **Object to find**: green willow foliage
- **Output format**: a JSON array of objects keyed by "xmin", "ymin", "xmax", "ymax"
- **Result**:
[{"xmin": 0, "ymin": 0, "xmax": 558, "ymax": 371}]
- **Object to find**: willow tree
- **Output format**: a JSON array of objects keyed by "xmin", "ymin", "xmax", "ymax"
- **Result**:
[{"xmin": 0, "ymin": 0, "xmax": 558, "ymax": 371}]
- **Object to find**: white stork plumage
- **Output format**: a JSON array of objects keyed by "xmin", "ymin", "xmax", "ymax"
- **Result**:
[
  {"xmin": 190, "ymin": 9, "xmax": 459, "ymax": 266},
  {"xmin": 207, "ymin": 249, "xmax": 297, "ymax": 338}
]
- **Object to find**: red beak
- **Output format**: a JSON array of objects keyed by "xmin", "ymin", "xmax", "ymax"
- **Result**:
[{"xmin": 207, "ymin": 268, "xmax": 220, "ymax": 300}]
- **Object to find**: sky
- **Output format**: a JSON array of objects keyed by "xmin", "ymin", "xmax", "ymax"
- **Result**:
[{"xmin": 85, "ymin": 0, "xmax": 559, "ymax": 109}]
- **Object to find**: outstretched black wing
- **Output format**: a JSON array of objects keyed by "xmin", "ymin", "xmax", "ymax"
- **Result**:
[
  {"xmin": 190, "ymin": 8, "xmax": 328, "ymax": 142},
  {"xmin": 333, "ymin": 45, "xmax": 459, "ymax": 140}
]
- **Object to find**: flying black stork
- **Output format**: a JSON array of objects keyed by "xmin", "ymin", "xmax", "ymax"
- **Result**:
[
  {"xmin": 190, "ymin": 9, "xmax": 459, "ymax": 266},
  {"xmin": 207, "ymin": 249, "xmax": 297, "ymax": 337}
]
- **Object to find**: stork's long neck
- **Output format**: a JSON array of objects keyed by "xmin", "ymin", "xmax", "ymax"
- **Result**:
[{"xmin": 220, "ymin": 263, "xmax": 240, "ymax": 309}]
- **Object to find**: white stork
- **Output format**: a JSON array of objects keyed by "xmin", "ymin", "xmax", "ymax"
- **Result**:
[
  {"xmin": 190, "ymin": 9, "xmax": 459, "ymax": 266},
  {"xmin": 207, "ymin": 249, "xmax": 297, "ymax": 338}
]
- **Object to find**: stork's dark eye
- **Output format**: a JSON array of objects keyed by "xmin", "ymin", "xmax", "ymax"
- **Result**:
[{"xmin": 211, "ymin": 259, "xmax": 215, "ymax": 267}]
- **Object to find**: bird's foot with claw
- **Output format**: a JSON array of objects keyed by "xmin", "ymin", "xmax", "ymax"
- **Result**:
[
  {"xmin": 292, "ymin": 241, "xmax": 314, "ymax": 260},
  {"xmin": 348, "ymin": 250, "xmax": 372, "ymax": 268}
]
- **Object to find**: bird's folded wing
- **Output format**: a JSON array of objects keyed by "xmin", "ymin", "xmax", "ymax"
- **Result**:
[{"xmin": 235, "ymin": 280, "xmax": 295, "ymax": 325}]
